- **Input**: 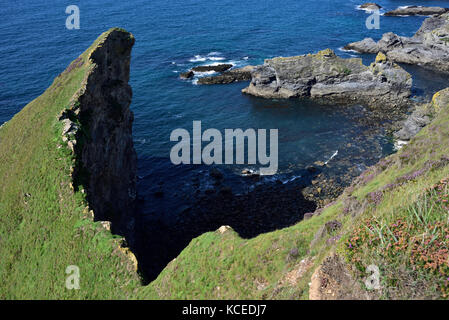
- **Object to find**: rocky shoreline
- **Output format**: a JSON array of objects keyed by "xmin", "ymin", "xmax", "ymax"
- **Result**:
[{"xmin": 345, "ymin": 12, "xmax": 449, "ymax": 73}]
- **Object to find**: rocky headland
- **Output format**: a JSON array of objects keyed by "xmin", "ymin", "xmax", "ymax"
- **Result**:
[
  {"xmin": 345, "ymin": 12, "xmax": 449, "ymax": 73},
  {"xmin": 241, "ymin": 49, "xmax": 411, "ymax": 109}
]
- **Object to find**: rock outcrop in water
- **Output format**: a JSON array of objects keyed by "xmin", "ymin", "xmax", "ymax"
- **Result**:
[
  {"xmin": 198, "ymin": 65, "xmax": 255, "ymax": 84},
  {"xmin": 60, "ymin": 29, "xmax": 137, "ymax": 235},
  {"xmin": 345, "ymin": 13, "xmax": 449, "ymax": 73},
  {"xmin": 384, "ymin": 6, "xmax": 449, "ymax": 16},
  {"xmin": 359, "ymin": 3, "xmax": 382, "ymax": 11},
  {"xmin": 191, "ymin": 64, "xmax": 233, "ymax": 73},
  {"xmin": 241, "ymin": 49, "xmax": 412, "ymax": 108}
]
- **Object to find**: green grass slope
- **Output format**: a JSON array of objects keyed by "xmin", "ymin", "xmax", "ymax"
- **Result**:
[
  {"xmin": 141, "ymin": 89, "xmax": 449, "ymax": 300},
  {"xmin": 0, "ymin": 28, "xmax": 140, "ymax": 299}
]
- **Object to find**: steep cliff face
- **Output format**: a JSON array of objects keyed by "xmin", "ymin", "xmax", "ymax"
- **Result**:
[
  {"xmin": 0, "ymin": 28, "xmax": 141, "ymax": 298},
  {"xmin": 62, "ymin": 29, "xmax": 137, "ymax": 235}
]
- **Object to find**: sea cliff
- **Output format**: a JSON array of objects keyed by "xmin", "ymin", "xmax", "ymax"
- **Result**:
[{"xmin": 0, "ymin": 28, "xmax": 140, "ymax": 299}]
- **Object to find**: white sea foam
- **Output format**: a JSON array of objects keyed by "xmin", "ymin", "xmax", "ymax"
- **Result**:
[
  {"xmin": 394, "ymin": 140, "xmax": 408, "ymax": 150},
  {"xmin": 189, "ymin": 53, "xmax": 226, "ymax": 63},
  {"xmin": 189, "ymin": 55, "xmax": 207, "ymax": 62},
  {"xmin": 338, "ymin": 47, "xmax": 358, "ymax": 54},
  {"xmin": 193, "ymin": 70, "xmax": 218, "ymax": 76},
  {"xmin": 208, "ymin": 57, "xmax": 226, "ymax": 61},
  {"xmin": 136, "ymin": 138, "xmax": 147, "ymax": 144},
  {"xmin": 325, "ymin": 150, "xmax": 338, "ymax": 165},
  {"xmin": 282, "ymin": 175, "xmax": 301, "ymax": 184}
]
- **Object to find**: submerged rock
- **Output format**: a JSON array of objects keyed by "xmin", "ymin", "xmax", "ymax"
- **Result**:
[
  {"xmin": 345, "ymin": 13, "xmax": 449, "ymax": 73},
  {"xmin": 209, "ymin": 168, "xmax": 224, "ymax": 180},
  {"xmin": 385, "ymin": 6, "xmax": 449, "ymax": 16},
  {"xmin": 179, "ymin": 71, "xmax": 194, "ymax": 79},
  {"xmin": 242, "ymin": 49, "xmax": 412, "ymax": 108}
]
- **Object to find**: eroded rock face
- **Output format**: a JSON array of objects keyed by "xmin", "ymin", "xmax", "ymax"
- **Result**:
[
  {"xmin": 394, "ymin": 87, "xmax": 449, "ymax": 141},
  {"xmin": 385, "ymin": 6, "xmax": 449, "ymax": 16},
  {"xmin": 345, "ymin": 13, "xmax": 449, "ymax": 73},
  {"xmin": 242, "ymin": 49, "xmax": 412, "ymax": 108},
  {"xmin": 72, "ymin": 29, "xmax": 137, "ymax": 234},
  {"xmin": 309, "ymin": 255, "xmax": 371, "ymax": 300}
]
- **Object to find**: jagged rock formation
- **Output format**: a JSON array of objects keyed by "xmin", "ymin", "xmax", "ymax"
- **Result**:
[
  {"xmin": 385, "ymin": 6, "xmax": 449, "ymax": 16},
  {"xmin": 345, "ymin": 13, "xmax": 449, "ymax": 73},
  {"xmin": 60, "ymin": 29, "xmax": 137, "ymax": 235},
  {"xmin": 241, "ymin": 49, "xmax": 412, "ymax": 108}
]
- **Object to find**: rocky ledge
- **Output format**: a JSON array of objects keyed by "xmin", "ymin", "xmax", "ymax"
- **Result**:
[
  {"xmin": 241, "ymin": 49, "xmax": 412, "ymax": 108},
  {"xmin": 345, "ymin": 13, "xmax": 449, "ymax": 73},
  {"xmin": 384, "ymin": 6, "xmax": 449, "ymax": 17}
]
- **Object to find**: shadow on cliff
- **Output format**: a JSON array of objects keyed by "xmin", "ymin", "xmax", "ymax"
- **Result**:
[{"xmin": 132, "ymin": 165, "xmax": 317, "ymax": 283}]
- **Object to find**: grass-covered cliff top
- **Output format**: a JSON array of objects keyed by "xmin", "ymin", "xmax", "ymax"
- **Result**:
[
  {"xmin": 1, "ymin": 28, "xmax": 448, "ymax": 300},
  {"xmin": 0, "ymin": 28, "xmax": 140, "ymax": 299}
]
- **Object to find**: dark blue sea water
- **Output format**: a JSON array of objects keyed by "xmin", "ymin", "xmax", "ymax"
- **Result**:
[{"xmin": 2, "ymin": 0, "xmax": 449, "ymax": 279}]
